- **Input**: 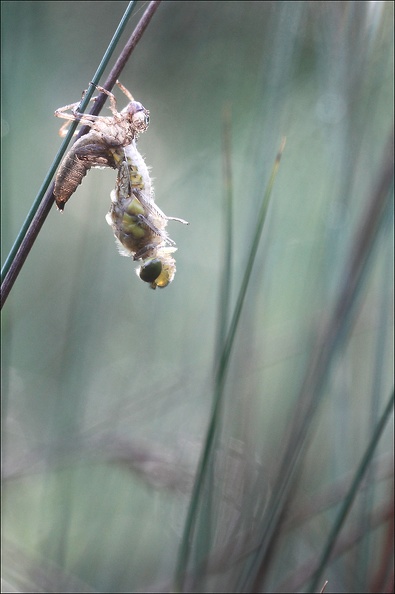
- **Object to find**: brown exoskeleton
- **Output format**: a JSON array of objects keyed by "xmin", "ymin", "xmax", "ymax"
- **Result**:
[{"xmin": 53, "ymin": 82, "xmax": 150, "ymax": 211}]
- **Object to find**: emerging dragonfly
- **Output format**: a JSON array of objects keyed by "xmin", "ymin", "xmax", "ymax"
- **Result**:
[
  {"xmin": 53, "ymin": 82, "xmax": 149, "ymax": 210},
  {"xmin": 106, "ymin": 142, "xmax": 188, "ymax": 289}
]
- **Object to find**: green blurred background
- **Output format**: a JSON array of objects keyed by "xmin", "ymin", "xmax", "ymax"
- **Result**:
[{"xmin": 1, "ymin": 2, "xmax": 393, "ymax": 592}]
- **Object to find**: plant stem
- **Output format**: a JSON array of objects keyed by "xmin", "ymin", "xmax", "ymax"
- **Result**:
[{"xmin": 0, "ymin": 0, "xmax": 161, "ymax": 309}]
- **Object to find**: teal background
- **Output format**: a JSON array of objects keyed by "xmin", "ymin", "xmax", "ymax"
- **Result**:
[{"xmin": 2, "ymin": 2, "xmax": 393, "ymax": 592}]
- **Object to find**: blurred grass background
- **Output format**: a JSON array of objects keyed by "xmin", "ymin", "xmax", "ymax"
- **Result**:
[{"xmin": 1, "ymin": 1, "xmax": 393, "ymax": 592}]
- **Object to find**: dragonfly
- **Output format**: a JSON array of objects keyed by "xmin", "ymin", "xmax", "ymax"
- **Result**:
[
  {"xmin": 106, "ymin": 141, "xmax": 188, "ymax": 289},
  {"xmin": 53, "ymin": 82, "xmax": 149, "ymax": 211}
]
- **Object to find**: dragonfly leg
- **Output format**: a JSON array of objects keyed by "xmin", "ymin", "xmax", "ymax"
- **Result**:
[
  {"xmin": 91, "ymin": 84, "xmax": 119, "ymax": 117},
  {"xmin": 116, "ymin": 80, "xmax": 134, "ymax": 102}
]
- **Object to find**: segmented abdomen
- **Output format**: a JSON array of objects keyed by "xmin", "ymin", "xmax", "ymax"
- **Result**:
[
  {"xmin": 54, "ymin": 133, "xmax": 118, "ymax": 210},
  {"xmin": 54, "ymin": 151, "xmax": 90, "ymax": 211}
]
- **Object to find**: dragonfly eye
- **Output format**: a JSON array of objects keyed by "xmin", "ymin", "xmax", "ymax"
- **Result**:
[
  {"xmin": 128, "ymin": 102, "xmax": 150, "ymax": 132},
  {"xmin": 139, "ymin": 258, "xmax": 162, "ymax": 284}
]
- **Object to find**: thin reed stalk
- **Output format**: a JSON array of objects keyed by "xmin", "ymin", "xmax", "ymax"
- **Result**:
[
  {"xmin": 0, "ymin": 0, "xmax": 161, "ymax": 309},
  {"xmin": 175, "ymin": 138, "xmax": 286, "ymax": 592}
]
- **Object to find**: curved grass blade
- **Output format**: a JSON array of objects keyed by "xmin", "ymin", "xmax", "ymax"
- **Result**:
[
  {"xmin": 214, "ymin": 103, "xmax": 234, "ymax": 362},
  {"xmin": 308, "ymin": 388, "xmax": 394, "ymax": 593},
  {"xmin": 238, "ymin": 127, "xmax": 394, "ymax": 593},
  {"xmin": 189, "ymin": 104, "xmax": 235, "ymax": 588},
  {"xmin": 174, "ymin": 138, "xmax": 286, "ymax": 592}
]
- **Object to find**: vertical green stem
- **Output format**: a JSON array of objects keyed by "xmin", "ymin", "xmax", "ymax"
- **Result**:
[{"xmin": 174, "ymin": 139, "xmax": 286, "ymax": 592}]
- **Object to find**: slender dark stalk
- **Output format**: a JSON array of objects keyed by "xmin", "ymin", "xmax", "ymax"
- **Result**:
[
  {"xmin": 308, "ymin": 388, "xmax": 394, "ymax": 593},
  {"xmin": 215, "ymin": 104, "xmax": 234, "ymax": 359},
  {"xmin": 189, "ymin": 104, "xmax": 235, "ymax": 591},
  {"xmin": 239, "ymin": 127, "xmax": 394, "ymax": 593},
  {"xmin": 174, "ymin": 139, "xmax": 286, "ymax": 592},
  {"xmin": 278, "ymin": 492, "xmax": 392, "ymax": 594},
  {"xmin": 84, "ymin": 1, "xmax": 162, "ymax": 119},
  {"xmin": 0, "ymin": 0, "xmax": 161, "ymax": 310}
]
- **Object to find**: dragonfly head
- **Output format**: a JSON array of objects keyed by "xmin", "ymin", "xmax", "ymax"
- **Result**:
[
  {"xmin": 123, "ymin": 101, "xmax": 150, "ymax": 133},
  {"xmin": 139, "ymin": 258, "xmax": 163, "ymax": 286},
  {"xmin": 138, "ymin": 253, "xmax": 176, "ymax": 289}
]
